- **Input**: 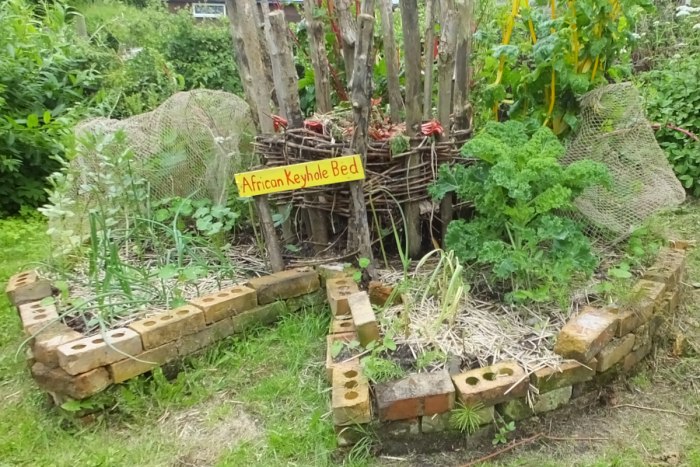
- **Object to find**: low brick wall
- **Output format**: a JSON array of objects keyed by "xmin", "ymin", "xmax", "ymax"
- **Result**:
[
  {"xmin": 6, "ymin": 267, "xmax": 326, "ymax": 405},
  {"xmin": 326, "ymin": 244, "xmax": 690, "ymax": 454}
]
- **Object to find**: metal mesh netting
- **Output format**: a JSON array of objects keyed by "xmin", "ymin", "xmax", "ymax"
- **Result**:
[
  {"xmin": 73, "ymin": 90, "xmax": 255, "ymax": 204},
  {"xmin": 561, "ymin": 83, "xmax": 685, "ymax": 241}
]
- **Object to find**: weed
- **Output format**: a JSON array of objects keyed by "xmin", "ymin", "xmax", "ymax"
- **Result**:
[
  {"xmin": 360, "ymin": 355, "xmax": 406, "ymax": 384},
  {"xmin": 450, "ymin": 402, "xmax": 485, "ymax": 434},
  {"xmin": 493, "ymin": 419, "xmax": 516, "ymax": 445},
  {"xmin": 415, "ymin": 349, "xmax": 448, "ymax": 370}
]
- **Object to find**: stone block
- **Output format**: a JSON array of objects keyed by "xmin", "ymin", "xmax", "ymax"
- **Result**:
[
  {"xmin": 316, "ymin": 263, "xmax": 349, "ymax": 286},
  {"xmin": 32, "ymin": 362, "xmax": 111, "ymax": 400},
  {"xmin": 623, "ymin": 342, "xmax": 652, "ymax": 371},
  {"xmin": 632, "ymin": 323, "xmax": 650, "ymax": 351},
  {"xmin": 18, "ymin": 301, "xmax": 59, "ymax": 336},
  {"xmin": 376, "ymin": 418, "xmax": 420, "ymax": 438},
  {"xmin": 285, "ymin": 288, "xmax": 327, "ymax": 312},
  {"xmin": 177, "ymin": 318, "xmax": 235, "ymax": 356},
  {"xmin": 107, "ymin": 342, "xmax": 178, "ymax": 383},
  {"xmin": 368, "ymin": 281, "xmax": 401, "ymax": 307},
  {"xmin": 57, "ymin": 328, "xmax": 143, "ymax": 375},
  {"xmin": 246, "ymin": 268, "xmax": 320, "ymax": 304},
  {"xmin": 497, "ymin": 398, "xmax": 533, "ymax": 422},
  {"xmin": 330, "ymin": 314, "xmax": 355, "ymax": 334},
  {"xmin": 347, "ymin": 292, "xmax": 380, "ymax": 347},
  {"xmin": 230, "ymin": 301, "xmax": 288, "ymax": 333},
  {"xmin": 422, "ymin": 405, "xmax": 495, "ymax": 434},
  {"xmin": 375, "ymin": 370, "xmax": 455, "ymax": 421},
  {"xmin": 189, "ymin": 285, "xmax": 257, "ymax": 324},
  {"xmin": 5, "ymin": 270, "xmax": 52, "ymax": 307},
  {"xmin": 326, "ymin": 278, "xmax": 359, "ymax": 316},
  {"xmin": 615, "ymin": 280, "xmax": 666, "ymax": 336},
  {"xmin": 332, "ymin": 363, "xmax": 371, "ymax": 426},
  {"xmin": 533, "ymin": 385, "xmax": 572, "ymax": 413},
  {"xmin": 325, "ymin": 331, "xmax": 358, "ymax": 381},
  {"xmin": 643, "ymin": 247, "xmax": 685, "ymax": 289},
  {"xmin": 596, "ymin": 334, "xmax": 635, "ymax": 372},
  {"xmin": 128, "ymin": 305, "xmax": 205, "ymax": 350},
  {"xmin": 452, "ymin": 360, "xmax": 528, "ymax": 407},
  {"xmin": 33, "ymin": 322, "xmax": 83, "ymax": 368},
  {"xmin": 553, "ymin": 307, "xmax": 618, "ymax": 362},
  {"xmin": 530, "ymin": 359, "xmax": 596, "ymax": 393}
]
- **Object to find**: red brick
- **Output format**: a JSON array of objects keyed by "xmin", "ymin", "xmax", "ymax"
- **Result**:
[
  {"xmin": 32, "ymin": 362, "xmax": 111, "ymax": 400},
  {"xmin": 368, "ymin": 281, "xmax": 401, "ymax": 307},
  {"xmin": 375, "ymin": 370, "xmax": 455, "ymax": 421}
]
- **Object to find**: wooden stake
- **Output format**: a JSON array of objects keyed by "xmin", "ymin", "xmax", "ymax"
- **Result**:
[
  {"xmin": 378, "ymin": 0, "xmax": 404, "ymax": 122},
  {"xmin": 400, "ymin": 0, "xmax": 423, "ymax": 259},
  {"xmin": 303, "ymin": 0, "xmax": 333, "ymax": 113},
  {"xmin": 349, "ymin": 13, "xmax": 376, "ymax": 276},
  {"xmin": 436, "ymin": 0, "xmax": 458, "ymax": 248},
  {"xmin": 255, "ymin": 195, "xmax": 285, "ymax": 272},
  {"xmin": 361, "ymin": 0, "xmax": 376, "ymax": 15},
  {"xmin": 269, "ymin": 11, "xmax": 304, "ymax": 128},
  {"xmin": 454, "ymin": 0, "xmax": 473, "ymax": 131},
  {"xmin": 422, "ymin": 0, "xmax": 436, "ymax": 120},
  {"xmin": 337, "ymin": 0, "xmax": 357, "ymax": 87}
]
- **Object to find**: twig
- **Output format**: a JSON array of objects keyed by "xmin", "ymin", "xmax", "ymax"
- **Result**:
[
  {"xmin": 457, "ymin": 433, "xmax": 607, "ymax": 467},
  {"xmin": 338, "ymin": 349, "xmax": 371, "ymax": 365},
  {"xmin": 611, "ymin": 404, "xmax": 695, "ymax": 417}
]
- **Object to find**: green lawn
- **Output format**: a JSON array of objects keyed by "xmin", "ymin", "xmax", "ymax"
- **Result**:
[{"xmin": 1, "ymin": 208, "xmax": 700, "ymax": 467}]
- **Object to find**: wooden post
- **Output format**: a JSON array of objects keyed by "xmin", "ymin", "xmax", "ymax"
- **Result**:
[
  {"xmin": 436, "ymin": 0, "xmax": 458, "ymax": 248},
  {"xmin": 453, "ymin": 0, "xmax": 473, "ymax": 131},
  {"xmin": 400, "ymin": 0, "xmax": 423, "ymax": 259},
  {"xmin": 269, "ymin": 11, "xmax": 305, "ymax": 129},
  {"xmin": 303, "ymin": 0, "xmax": 333, "ymax": 114},
  {"xmin": 422, "ymin": 0, "xmax": 436, "ymax": 120},
  {"xmin": 361, "ymin": 0, "xmax": 376, "ymax": 15},
  {"xmin": 378, "ymin": 0, "xmax": 403, "ymax": 122},
  {"xmin": 349, "ymin": 13, "xmax": 376, "ymax": 275},
  {"xmin": 226, "ymin": 0, "xmax": 284, "ymax": 272},
  {"xmin": 337, "ymin": 0, "xmax": 356, "ymax": 86}
]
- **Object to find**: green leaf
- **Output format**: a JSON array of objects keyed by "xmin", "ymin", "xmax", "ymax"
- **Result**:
[
  {"xmin": 285, "ymin": 244, "xmax": 300, "ymax": 252},
  {"xmin": 155, "ymin": 209, "xmax": 170, "ymax": 222},
  {"xmin": 157, "ymin": 265, "xmax": 179, "ymax": 280},
  {"xmin": 353, "ymin": 271, "xmax": 362, "ymax": 282},
  {"xmin": 358, "ymin": 258, "xmax": 370, "ymax": 268},
  {"xmin": 40, "ymin": 296, "xmax": 56, "ymax": 306},
  {"xmin": 26, "ymin": 114, "xmax": 39, "ymax": 128},
  {"xmin": 383, "ymin": 337, "xmax": 397, "ymax": 351},
  {"xmin": 6, "ymin": 44, "xmax": 14, "ymax": 57},
  {"xmin": 170, "ymin": 297, "xmax": 187, "ymax": 308},
  {"xmin": 331, "ymin": 340, "xmax": 343, "ymax": 358},
  {"xmin": 61, "ymin": 400, "xmax": 87, "ymax": 412},
  {"xmin": 493, "ymin": 44, "xmax": 519, "ymax": 61},
  {"xmin": 43, "ymin": 111, "xmax": 51, "ymax": 124}
]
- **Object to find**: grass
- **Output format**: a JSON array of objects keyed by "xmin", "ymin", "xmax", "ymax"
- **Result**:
[{"xmin": 3, "ymin": 202, "xmax": 700, "ymax": 466}]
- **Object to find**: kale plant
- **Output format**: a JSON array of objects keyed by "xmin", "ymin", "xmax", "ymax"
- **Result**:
[{"xmin": 430, "ymin": 121, "xmax": 611, "ymax": 301}]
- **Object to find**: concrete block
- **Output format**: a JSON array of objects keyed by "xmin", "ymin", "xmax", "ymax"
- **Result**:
[
  {"xmin": 189, "ymin": 285, "xmax": 257, "ymax": 324},
  {"xmin": 596, "ymin": 334, "xmax": 635, "ymax": 372},
  {"xmin": 332, "ymin": 363, "xmax": 371, "ymax": 426},
  {"xmin": 497, "ymin": 398, "xmax": 533, "ymax": 421},
  {"xmin": 285, "ymin": 288, "xmax": 327, "ymax": 312},
  {"xmin": 553, "ymin": 307, "xmax": 618, "ymax": 362},
  {"xmin": 533, "ymin": 385, "xmax": 572, "ymax": 413},
  {"xmin": 128, "ymin": 305, "xmax": 205, "ymax": 350},
  {"xmin": 325, "ymin": 331, "xmax": 358, "ymax": 381},
  {"xmin": 5, "ymin": 270, "xmax": 52, "ymax": 307},
  {"xmin": 230, "ymin": 301, "xmax": 288, "ymax": 333},
  {"xmin": 32, "ymin": 362, "xmax": 111, "ymax": 400},
  {"xmin": 18, "ymin": 301, "xmax": 59, "ymax": 336},
  {"xmin": 452, "ymin": 360, "xmax": 528, "ymax": 407},
  {"xmin": 375, "ymin": 370, "xmax": 455, "ymax": 421},
  {"xmin": 623, "ymin": 342, "xmax": 652, "ymax": 371},
  {"xmin": 177, "ymin": 318, "xmax": 235, "ymax": 356},
  {"xmin": 33, "ymin": 322, "xmax": 83, "ymax": 368},
  {"xmin": 530, "ymin": 359, "xmax": 596, "ymax": 393},
  {"xmin": 316, "ymin": 263, "xmax": 349, "ymax": 286},
  {"xmin": 246, "ymin": 268, "xmax": 320, "ymax": 304},
  {"xmin": 643, "ymin": 247, "xmax": 685, "ymax": 289},
  {"xmin": 326, "ymin": 278, "xmax": 359, "ymax": 316},
  {"xmin": 614, "ymin": 280, "xmax": 666, "ymax": 336},
  {"xmin": 330, "ymin": 314, "xmax": 355, "ymax": 334},
  {"xmin": 57, "ymin": 328, "xmax": 143, "ymax": 375},
  {"xmin": 107, "ymin": 342, "xmax": 178, "ymax": 383},
  {"xmin": 368, "ymin": 281, "xmax": 401, "ymax": 307},
  {"xmin": 347, "ymin": 292, "xmax": 380, "ymax": 347}
]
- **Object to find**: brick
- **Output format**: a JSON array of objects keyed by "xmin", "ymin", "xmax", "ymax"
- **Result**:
[
  {"xmin": 326, "ymin": 278, "xmax": 359, "ymax": 316},
  {"xmin": 32, "ymin": 362, "xmax": 111, "ymax": 400},
  {"xmin": 18, "ymin": 301, "xmax": 59, "ymax": 336},
  {"xmin": 614, "ymin": 280, "xmax": 666, "ymax": 336},
  {"xmin": 452, "ymin": 360, "xmax": 528, "ymax": 407},
  {"xmin": 650, "ymin": 314, "xmax": 664, "ymax": 339},
  {"xmin": 369, "ymin": 281, "xmax": 401, "ymax": 307},
  {"xmin": 246, "ymin": 268, "xmax": 320, "ymax": 304},
  {"xmin": 497, "ymin": 398, "xmax": 533, "ymax": 422},
  {"xmin": 553, "ymin": 307, "xmax": 618, "ymax": 362},
  {"xmin": 596, "ymin": 334, "xmax": 635, "ymax": 372},
  {"xmin": 668, "ymin": 239, "xmax": 693, "ymax": 251},
  {"xmin": 316, "ymin": 263, "xmax": 349, "ymax": 286},
  {"xmin": 375, "ymin": 371, "xmax": 455, "ymax": 421},
  {"xmin": 530, "ymin": 360, "xmax": 596, "ymax": 393},
  {"xmin": 285, "ymin": 288, "xmax": 327, "ymax": 312},
  {"xmin": 5, "ymin": 270, "xmax": 52, "ymax": 307},
  {"xmin": 26, "ymin": 346, "xmax": 36, "ymax": 369},
  {"xmin": 643, "ymin": 247, "xmax": 685, "ymax": 289},
  {"xmin": 330, "ymin": 314, "xmax": 356, "ymax": 334},
  {"xmin": 33, "ymin": 322, "xmax": 83, "ymax": 368},
  {"xmin": 325, "ymin": 331, "xmax": 358, "ymax": 381},
  {"xmin": 177, "ymin": 318, "xmax": 235, "ymax": 356},
  {"xmin": 332, "ymin": 363, "xmax": 371, "ymax": 426},
  {"xmin": 347, "ymin": 292, "xmax": 380, "ymax": 347},
  {"xmin": 128, "ymin": 305, "xmax": 205, "ymax": 350},
  {"xmin": 623, "ymin": 342, "xmax": 652, "ymax": 371},
  {"xmin": 230, "ymin": 301, "xmax": 288, "ymax": 332},
  {"xmin": 57, "ymin": 328, "xmax": 143, "ymax": 375},
  {"xmin": 189, "ymin": 285, "xmax": 257, "ymax": 324},
  {"xmin": 665, "ymin": 289, "xmax": 680, "ymax": 315},
  {"xmin": 376, "ymin": 418, "xmax": 420, "ymax": 438},
  {"xmin": 107, "ymin": 342, "xmax": 178, "ymax": 383},
  {"xmin": 533, "ymin": 385, "xmax": 571, "ymax": 413}
]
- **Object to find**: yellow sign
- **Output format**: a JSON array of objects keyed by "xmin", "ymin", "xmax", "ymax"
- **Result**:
[{"xmin": 235, "ymin": 155, "xmax": 365, "ymax": 197}]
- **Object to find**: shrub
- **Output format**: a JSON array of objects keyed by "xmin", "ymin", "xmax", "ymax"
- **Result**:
[{"xmin": 430, "ymin": 121, "xmax": 611, "ymax": 300}]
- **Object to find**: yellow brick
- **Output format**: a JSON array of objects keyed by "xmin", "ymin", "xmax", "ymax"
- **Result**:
[
  {"xmin": 325, "ymin": 331, "xmax": 358, "ymax": 381},
  {"xmin": 643, "ymin": 247, "xmax": 685, "ymax": 289},
  {"xmin": 18, "ymin": 301, "xmax": 59, "ymax": 336},
  {"xmin": 33, "ymin": 322, "xmax": 83, "ymax": 368},
  {"xmin": 347, "ymin": 292, "xmax": 380, "ymax": 347},
  {"xmin": 246, "ymin": 268, "xmax": 320, "ymax": 304},
  {"xmin": 177, "ymin": 318, "xmax": 235, "ymax": 356},
  {"xmin": 553, "ymin": 307, "xmax": 618, "ymax": 362},
  {"xmin": 615, "ymin": 280, "xmax": 666, "ymax": 336},
  {"xmin": 57, "ymin": 328, "xmax": 143, "ymax": 375},
  {"xmin": 5, "ymin": 270, "xmax": 52, "ymax": 307},
  {"xmin": 530, "ymin": 359, "xmax": 596, "ymax": 393},
  {"xmin": 326, "ymin": 278, "xmax": 359, "ymax": 316},
  {"xmin": 128, "ymin": 305, "xmax": 206, "ymax": 350},
  {"xmin": 190, "ymin": 285, "xmax": 257, "ymax": 324},
  {"xmin": 332, "ymin": 363, "xmax": 371, "ymax": 426},
  {"xmin": 330, "ymin": 314, "xmax": 356, "ymax": 334},
  {"xmin": 108, "ymin": 342, "xmax": 178, "ymax": 383},
  {"xmin": 596, "ymin": 334, "xmax": 635, "ymax": 372},
  {"xmin": 452, "ymin": 360, "xmax": 528, "ymax": 407}
]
